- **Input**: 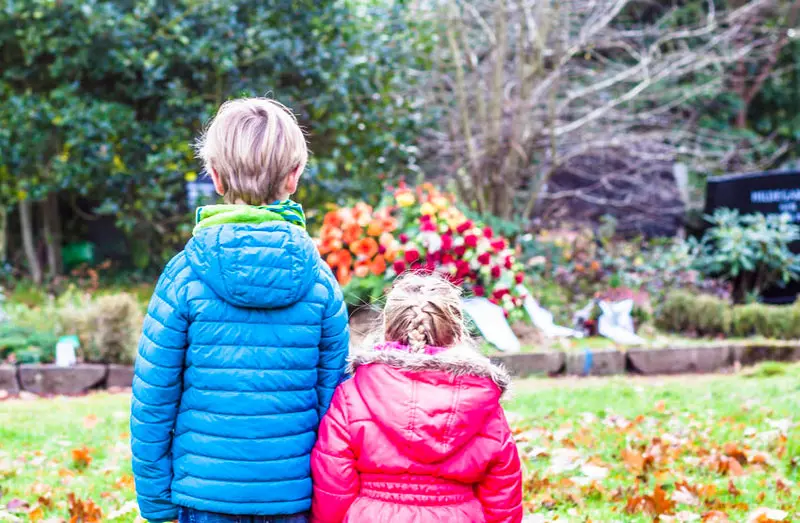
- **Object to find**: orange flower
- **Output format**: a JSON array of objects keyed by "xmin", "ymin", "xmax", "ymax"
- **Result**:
[
  {"xmin": 384, "ymin": 244, "xmax": 399, "ymax": 263},
  {"xmin": 354, "ymin": 259, "xmax": 370, "ymax": 278},
  {"xmin": 381, "ymin": 216, "xmax": 398, "ymax": 232},
  {"xmin": 370, "ymin": 255, "xmax": 387, "ymax": 276},
  {"xmin": 350, "ymin": 237, "xmax": 379, "ymax": 260},
  {"xmin": 367, "ymin": 219, "xmax": 384, "ymax": 237},
  {"xmin": 319, "ymin": 224, "xmax": 343, "ymax": 241},
  {"xmin": 326, "ymin": 249, "xmax": 352, "ymax": 270},
  {"xmin": 323, "ymin": 210, "xmax": 342, "ymax": 229},
  {"xmin": 337, "ymin": 265, "xmax": 352, "ymax": 286},
  {"xmin": 342, "ymin": 223, "xmax": 362, "ymax": 245},
  {"xmin": 352, "ymin": 238, "xmax": 379, "ymax": 259},
  {"xmin": 318, "ymin": 237, "xmax": 343, "ymax": 256}
]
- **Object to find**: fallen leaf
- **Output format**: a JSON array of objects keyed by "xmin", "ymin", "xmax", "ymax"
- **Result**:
[
  {"xmin": 81, "ymin": 415, "xmax": 98, "ymax": 430},
  {"xmin": 701, "ymin": 511, "xmax": 730, "ymax": 522},
  {"xmin": 6, "ymin": 500, "xmax": 29, "ymax": 513},
  {"xmin": 745, "ymin": 507, "xmax": 788, "ymax": 523},
  {"xmin": 66, "ymin": 494, "xmax": 101, "ymax": 523},
  {"xmin": 28, "ymin": 506, "xmax": 43, "ymax": 522},
  {"xmin": 70, "ymin": 447, "xmax": 92, "ymax": 470},
  {"xmin": 728, "ymin": 480, "xmax": 741, "ymax": 497}
]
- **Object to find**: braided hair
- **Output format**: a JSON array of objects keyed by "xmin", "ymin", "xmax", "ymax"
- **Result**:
[{"xmin": 383, "ymin": 273, "xmax": 464, "ymax": 353}]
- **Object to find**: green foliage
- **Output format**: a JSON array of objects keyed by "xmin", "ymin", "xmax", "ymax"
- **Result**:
[
  {"xmin": 0, "ymin": 0, "xmax": 431, "ymax": 270},
  {"xmin": 75, "ymin": 293, "xmax": 143, "ymax": 365},
  {"xmin": 657, "ymin": 289, "xmax": 800, "ymax": 340},
  {"xmin": 656, "ymin": 291, "xmax": 732, "ymax": 337},
  {"xmin": 0, "ymin": 323, "xmax": 59, "ymax": 364},
  {"xmin": 343, "ymin": 274, "xmax": 388, "ymax": 311},
  {"xmin": 694, "ymin": 209, "xmax": 800, "ymax": 302}
]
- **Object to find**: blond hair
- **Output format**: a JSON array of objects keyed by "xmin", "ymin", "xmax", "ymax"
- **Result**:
[
  {"xmin": 383, "ymin": 274, "xmax": 465, "ymax": 352},
  {"xmin": 195, "ymin": 97, "xmax": 308, "ymax": 205}
]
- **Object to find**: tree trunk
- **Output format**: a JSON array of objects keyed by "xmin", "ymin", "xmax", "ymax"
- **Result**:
[
  {"xmin": 42, "ymin": 193, "xmax": 63, "ymax": 278},
  {"xmin": 0, "ymin": 206, "xmax": 6, "ymax": 265},
  {"xmin": 19, "ymin": 199, "xmax": 42, "ymax": 284}
]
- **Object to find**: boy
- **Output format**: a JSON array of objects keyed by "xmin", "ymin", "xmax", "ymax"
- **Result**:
[{"xmin": 131, "ymin": 98, "xmax": 350, "ymax": 523}]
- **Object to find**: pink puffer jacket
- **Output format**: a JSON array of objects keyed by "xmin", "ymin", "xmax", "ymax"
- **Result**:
[{"xmin": 310, "ymin": 346, "xmax": 523, "ymax": 523}]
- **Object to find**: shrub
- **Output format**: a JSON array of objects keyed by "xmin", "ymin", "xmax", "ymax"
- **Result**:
[
  {"xmin": 657, "ymin": 290, "xmax": 800, "ymax": 339},
  {"xmin": 694, "ymin": 209, "xmax": 800, "ymax": 302},
  {"xmin": 74, "ymin": 293, "xmax": 143, "ymax": 365},
  {"xmin": 656, "ymin": 291, "xmax": 731, "ymax": 337},
  {"xmin": 0, "ymin": 323, "xmax": 59, "ymax": 364}
]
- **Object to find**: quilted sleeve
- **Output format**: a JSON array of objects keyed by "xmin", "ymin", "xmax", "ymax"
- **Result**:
[
  {"xmin": 130, "ymin": 261, "xmax": 188, "ymax": 523},
  {"xmin": 476, "ymin": 408, "xmax": 524, "ymax": 523},
  {"xmin": 311, "ymin": 387, "xmax": 359, "ymax": 523},
  {"xmin": 316, "ymin": 273, "xmax": 349, "ymax": 417}
]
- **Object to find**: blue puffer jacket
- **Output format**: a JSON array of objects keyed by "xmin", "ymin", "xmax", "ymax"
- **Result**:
[{"xmin": 130, "ymin": 222, "xmax": 350, "ymax": 522}]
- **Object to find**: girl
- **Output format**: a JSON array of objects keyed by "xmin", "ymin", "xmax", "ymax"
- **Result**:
[{"xmin": 310, "ymin": 274, "xmax": 523, "ymax": 523}]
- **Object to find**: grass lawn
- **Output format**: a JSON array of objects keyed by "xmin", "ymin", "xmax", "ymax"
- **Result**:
[{"xmin": 1, "ymin": 366, "xmax": 799, "ymax": 522}]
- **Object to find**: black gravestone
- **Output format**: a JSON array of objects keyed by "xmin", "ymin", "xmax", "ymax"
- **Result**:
[{"xmin": 705, "ymin": 170, "xmax": 800, "ymax": 304}]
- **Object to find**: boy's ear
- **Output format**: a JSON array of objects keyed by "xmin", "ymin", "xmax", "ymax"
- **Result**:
[
  {"xmin": 209, "ymin": 166, "xmax": 225, "ymax": 196},
  {"xmin": 284, "ymin": 163, "xmax": 304, "ymax": 196}
]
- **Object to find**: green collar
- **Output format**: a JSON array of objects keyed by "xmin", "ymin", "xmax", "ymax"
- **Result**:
[{"xmin": 194, "ymin": 200, "xmax": 306, "ymax": 234}]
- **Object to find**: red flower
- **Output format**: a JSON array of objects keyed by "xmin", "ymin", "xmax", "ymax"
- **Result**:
[
  {"xmin": 456, "ymin": 260, "xmax": 470, "ymax": 277},
  {"xmin": 504, "ymin": 256, "xmax": 513, "ymax": 269},
  {"xmin": 405, "ymin": 249, "xmax": 420, "ymax": 263},
  {"xmin": 474, "ymin": 285, "xmax": 485, "ymax": 297},
  {"xmin": 491, "ymin": 239, "xmax": 506, "ymax": 252},
  {"xmin": 491, "ymin": 266, "xmax": 501, "ymax": 279},
  {"xmin": 442, "ymin": 253, "xmax": 455, "ymax": 265},
  {"xmin": 420, "ymin": 217, "xmax": 437, "ymax": 232},
  {"xmin": 515, "ymin": 272, "xmax": 525, "ymax": 284},
  {"xmin": 378, "ymin": 244, "xmax": 387, "ymax": 255},
  {"xmin": 393, "ymin": 260, "xmax": 407, "ymax": 273},
  {"xmin": 493, "ymin": 288, "xmax": 509, "ymax": 299},
  {"xmin": 441, "ymin": 234, "xmax": 453, "ymax": 251},
  {"xmin": 465, "ymin": 234, "xmax": 478, "ymax": 248},
  {"xmin": 477, "ymin": 252, "xmax": 492, "ymax": 266},
  {"xmin": 483, "ymin": 227, "xmax": 494, "ymax": 239},
  {"xmin": 454, "ymin": 245, "xmax": 466, "ymax": 257},
  {"xmin": 399, "ymin": 233, "xmax": 409, "ymax": 243},
  {"xmin": 456, "ymin": 220, "xmax": 473, "ymax": 234},
  {"xmin": 489, "ymin": 297, "xmax": 499, "ymax": 305}
]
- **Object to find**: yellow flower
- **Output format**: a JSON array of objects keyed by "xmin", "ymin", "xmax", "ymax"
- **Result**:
[
  {"xmin": 396, "ymin": 190, "xmax": 415, "ymax": 208},
  {"xmin": 432, "ymin": 196, "xmax": 449, "ymax": 211},
  {"xmin": 420, "ymin": 202, "xmax": 436, "ymax": 216},
  {"xmin": 184, "ymin": 171, "xmax": 198, "ymax": 182}
]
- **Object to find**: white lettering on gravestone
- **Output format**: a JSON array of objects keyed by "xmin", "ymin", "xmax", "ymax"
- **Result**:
[
  {"xmin": 750, "ymin": 188, "xmax": 800, "ymax": 204},
  {"xmin": 462, "ymin": 298, "xmax": 521, "ymax": 353}
]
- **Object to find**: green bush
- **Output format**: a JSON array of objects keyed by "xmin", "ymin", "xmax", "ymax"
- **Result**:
[
  {"xmin": 0, "ymin": 323, "xmax": 59, "ymax": 364},
  {"xmin": 60, "ymin": 293, "xmax": 143, "ymax": 365},
  {"xmin": 658, "ymin": 290, "xmax": 800, "ymax": 339},
  {"xmin": 657, "ymin": 290, "xmax": 731, "ymax": 336}
]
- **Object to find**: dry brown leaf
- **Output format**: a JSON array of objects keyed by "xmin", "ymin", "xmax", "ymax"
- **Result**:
[
  {"xmin": 70, "ymin": 447, "xmax": 92, "ymax": 469},
  {"xmin": 728, "ymin": 480, "xmax": 741, "ymax": 497},
  {"xmin": 67, "ymin": 493, "xmax": 102, "ymax": 523}
]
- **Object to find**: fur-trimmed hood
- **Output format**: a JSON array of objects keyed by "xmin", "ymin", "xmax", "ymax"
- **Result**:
[
  {"xmin": 348, "ymin": 344, "xmax": 511, "ymax": 394},
  {"xmin": 346, "ymin": 344, "xmax": 512, "ymax": 463}
]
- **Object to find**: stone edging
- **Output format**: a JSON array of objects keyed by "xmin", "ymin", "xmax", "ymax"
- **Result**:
[
  {"xmin": 2, "ymin": 342, "xmax": 799, "ymax": 397},
  {"xmin": 0, "ymin": 363, "xmax": 134, "ymax": 398},
  {"xmin": 492, "ymin": 342, "xmax": 800, "ymax": 378}
]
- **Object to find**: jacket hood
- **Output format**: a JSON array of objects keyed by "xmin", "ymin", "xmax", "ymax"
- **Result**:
[
  {"xmin": 349, "ymin": 346, "xmax": 511, "ymax": 464},
  {"xmin": 185, "ymin": 221, "xmax": 320, "ymax": 309}
]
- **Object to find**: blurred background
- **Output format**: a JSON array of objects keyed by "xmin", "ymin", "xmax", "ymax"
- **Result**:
[{"xmin": 1, "ymin": 0, "xmax": 800, "ymax": 358}]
